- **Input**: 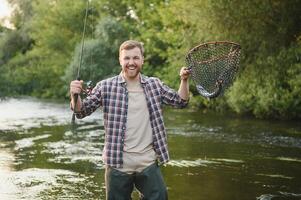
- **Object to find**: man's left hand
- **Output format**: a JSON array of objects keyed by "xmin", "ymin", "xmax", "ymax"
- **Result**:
[{"xmin": 179, "ymin": 67, "xmax": 191, "ymax": 81}]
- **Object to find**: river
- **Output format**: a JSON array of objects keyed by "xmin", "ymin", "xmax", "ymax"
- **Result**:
[{"xmin": 0, "ymin": 97, "xmax": 301, "ymax": 200}]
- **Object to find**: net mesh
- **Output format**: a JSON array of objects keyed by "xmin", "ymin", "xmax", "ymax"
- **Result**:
[{"xmin": 186, "ymin": 41, "xmax": 241, "ymax": 99}]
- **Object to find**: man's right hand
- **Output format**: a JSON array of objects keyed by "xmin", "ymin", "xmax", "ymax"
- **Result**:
[
  {"xmin": 70, "ymin": 80, "xmax": 84, "ymax": 112},
  {"xmin": 70, "ymin": 80, "xmax": 84, "ymax": 97}
]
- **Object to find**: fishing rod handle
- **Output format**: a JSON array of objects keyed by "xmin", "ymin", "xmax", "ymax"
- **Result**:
[{"xmin": 71, "ymin": 77, "xmax": 81, "ymax": 123}]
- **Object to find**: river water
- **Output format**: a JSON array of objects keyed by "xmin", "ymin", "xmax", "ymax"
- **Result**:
[{"xmin": 0, "ymin": 97, "xmax": 300, "ymax": 200}]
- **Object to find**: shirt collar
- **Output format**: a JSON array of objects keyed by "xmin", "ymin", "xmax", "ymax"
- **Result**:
[
  {"xmin": 117, "ymin": 73, "xmax": 126, "ymax": 84},
  {"xmin": 117, "ymin": 72, "xmax": 146, "ymax": 84}
]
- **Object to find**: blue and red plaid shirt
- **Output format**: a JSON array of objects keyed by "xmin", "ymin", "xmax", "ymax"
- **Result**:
[{"xmin": 75, "ymin": 73, "xmax": 188, "ymax": 168}]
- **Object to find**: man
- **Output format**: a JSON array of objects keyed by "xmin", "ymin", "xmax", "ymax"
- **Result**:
[{"xmin": 70, "ymin": 40, "xmax": 190, "ymax": 199}]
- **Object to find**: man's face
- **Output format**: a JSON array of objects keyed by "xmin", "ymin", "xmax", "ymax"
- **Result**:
[{"xmin": 119, "ymin": 47, "xmax": 144, "ymax": 81}]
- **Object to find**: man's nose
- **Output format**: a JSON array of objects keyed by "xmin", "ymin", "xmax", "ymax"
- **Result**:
[{"xmin": 129, "ymin": 58, "xmax": 134, "ymax": 65}]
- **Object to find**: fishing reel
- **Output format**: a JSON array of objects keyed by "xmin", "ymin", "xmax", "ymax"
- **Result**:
[{"xmin": 82, "ymin": 80, "xmax": 94, "ymax": 96}]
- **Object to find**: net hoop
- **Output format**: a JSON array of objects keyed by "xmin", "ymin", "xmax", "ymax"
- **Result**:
[{"xmin": 186, "ymin": 41, "xmax": 241, "ymax": 99}]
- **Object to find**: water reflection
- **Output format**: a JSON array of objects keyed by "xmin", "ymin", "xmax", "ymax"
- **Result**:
[
  {"xmin": 257, "ymin": 192, "xmax": 301, "ymax": 200},
  {"xmin": 15, "ymin": 134, "xmax": 51, "ymax": 150},
  {"xmin": 0, "ymin": 98, "xmax": 301, "ymax": 200},
  {"xmin": 0, "ymin": 97, "xmax": 101, "ymax": 131},
  {"xmin": 1, "ymin": 167, "xmax": 102, "ymax": 200},
  {"xmin": 0, "ymin": 147, "xmax": 18, "ymax": 200},
  {"xmin": 44, "ymin": 129, "xmax": 104, "ymax": 168}
]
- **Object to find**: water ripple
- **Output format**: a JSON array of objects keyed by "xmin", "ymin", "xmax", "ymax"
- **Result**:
[
  {"xmin": 0, "ymin": 168, "xmax": 102, "ymax": 200},
  {"xmin": 167, "ymin": 158, "xmax": 244, "ymax": 168},
  {"xmin": 14, "ymin": 134, "xmax": 51, "ymax": 150},
  {"xmin": 0, "ymin": 97, "xmax": 101, "ymax": 131},
  {"xmin": 257, "ymin": 192, "xmax": 301, "ymax": 200}
]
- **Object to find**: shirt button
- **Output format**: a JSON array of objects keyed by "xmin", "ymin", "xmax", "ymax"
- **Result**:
[{"xmin": 122, "ymin": 126, "xmax": 126, "ymax": 130}]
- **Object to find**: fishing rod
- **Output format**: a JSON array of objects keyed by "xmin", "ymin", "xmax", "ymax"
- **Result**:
[{"xmin": 72, "ymin": 0, "xmax": 90, "ymax": 124}]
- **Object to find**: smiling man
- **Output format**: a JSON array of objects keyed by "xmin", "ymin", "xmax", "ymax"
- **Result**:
[
  {"xmin": 70, "ymin": 40, "xmax": 190, "ymax": 200},
  {"xmin": 119, "ymin": 43, "xmax": 143, "ymax": 80}
]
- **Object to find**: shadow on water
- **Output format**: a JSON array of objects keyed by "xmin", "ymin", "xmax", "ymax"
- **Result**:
[{"xmin": 0, "ymin": 97, "xmax": 301, "ymax": 200}]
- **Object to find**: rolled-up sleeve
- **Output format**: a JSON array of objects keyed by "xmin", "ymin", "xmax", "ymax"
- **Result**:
[
  {"xmin": 159, "ymin": 80, "xmax": 189, "ymax": 108},
  {"xmin": 74, "ymin": 82, "xmax": 103, "ymax": 119}
]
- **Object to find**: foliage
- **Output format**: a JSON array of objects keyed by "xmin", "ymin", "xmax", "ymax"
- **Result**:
[
  {"xmin": 227, "ymin": 43, "xmax": 301, "ymax": 119},
  {"xmin": 1, "ymin": 0, "xmax": 101, "ymax": 98},
  {"xmin": 0, "ymin": 0, "xmax": 300, "ymax": 119},
  {"xmin": 63, "ymin": 17, "xmax": 130, "ymax": 95},
  {"xmin": 0, "ymin": 29, "xmax": 32, "ymax": 65}
]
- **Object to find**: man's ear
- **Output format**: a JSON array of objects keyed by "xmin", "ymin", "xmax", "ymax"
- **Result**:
[{"xmin": 119, "ymin": 56, "xmax": 122, "ymax": 66}]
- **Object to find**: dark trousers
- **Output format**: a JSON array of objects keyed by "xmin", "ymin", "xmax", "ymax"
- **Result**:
[{"xmin": 105, "ymin": 163, "xmax": 168, "ymax": 200}]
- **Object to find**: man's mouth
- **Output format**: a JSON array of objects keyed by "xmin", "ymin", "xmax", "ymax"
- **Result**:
[{"xmin": 127, "ymin": 65, "xmax": 136, "ymax": 70}]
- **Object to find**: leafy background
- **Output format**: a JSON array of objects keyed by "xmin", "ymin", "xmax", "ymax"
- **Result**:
[{"xmin": 0, "ymin": 0, "xmax": 300, "ymax": 119}]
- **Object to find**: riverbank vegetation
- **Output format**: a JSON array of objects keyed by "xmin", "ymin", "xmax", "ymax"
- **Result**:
[{"xmin": 0, "ymin": 0, "xmax": 300, "ymax": 119}]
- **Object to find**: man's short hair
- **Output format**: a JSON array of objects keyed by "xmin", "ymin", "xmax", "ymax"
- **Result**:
[{"xmin": 119, "ymin": 40, "xmax": 144, "ymax": 56}]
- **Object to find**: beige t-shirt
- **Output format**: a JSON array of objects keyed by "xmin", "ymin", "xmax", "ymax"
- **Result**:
[{"xmin": 118, "ymin": 80, "xmax": 156, "ymax": 174}]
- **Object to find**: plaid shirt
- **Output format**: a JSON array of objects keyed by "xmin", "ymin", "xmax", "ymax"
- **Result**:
[{"xmin": 75, "ymin": 73, "xmax": 188, "ymax": 168}]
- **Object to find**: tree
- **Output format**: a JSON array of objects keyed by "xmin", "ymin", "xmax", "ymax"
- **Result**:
[
  {"xmin": 2, "ymin": 0, "xmax": 101, "ymax": 97},
  {"xmin": 63, "ymin": 17, "xmax": 129, "ymax": 92}
]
